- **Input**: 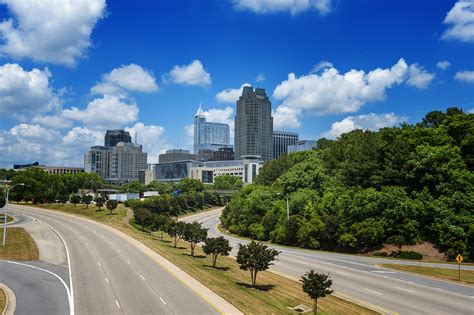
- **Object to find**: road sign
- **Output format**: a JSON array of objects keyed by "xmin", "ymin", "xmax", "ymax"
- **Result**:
[{"xmin": 456, "ymin": 254, "xmax": 463, "ymax": 264}]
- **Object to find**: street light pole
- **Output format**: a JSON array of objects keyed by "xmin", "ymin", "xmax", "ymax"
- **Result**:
[{"xmin": 2, "ymin": 183, "xmax": 25, "ymax": 246}]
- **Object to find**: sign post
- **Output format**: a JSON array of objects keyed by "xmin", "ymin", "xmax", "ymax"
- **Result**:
[{"xmin": 456, "ymin": 254, "xmax": 463, "ymax": 281}]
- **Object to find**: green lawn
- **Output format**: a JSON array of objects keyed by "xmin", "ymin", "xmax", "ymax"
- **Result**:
[
  {"xmin": 0, "ymin": 215, "xmax": 14, "ymax": 223},
  {"xmin": 0, "ymin": 288, "xmax": 5, "ymax": 314},
  {"xmin": 0, "ymin": 227, "xmax": 39, "ymax": 260},
  {"xmin": 382, "ymin": 264, "xmax": 474, "ymax": 285},
  {"xmin": 32, "ymin": 203, "xmax": 377, "ymax": 314}
]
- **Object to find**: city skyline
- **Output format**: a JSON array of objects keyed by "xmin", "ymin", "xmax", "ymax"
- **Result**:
[{"xmin": 0, "ymin": 0, "xmax": 473, "ymax": 168}]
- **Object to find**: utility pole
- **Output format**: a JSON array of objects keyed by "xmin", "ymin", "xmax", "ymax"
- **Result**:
[{"xmin": 2, "ymin": 183, "xmax": 25, "ymax": 246}]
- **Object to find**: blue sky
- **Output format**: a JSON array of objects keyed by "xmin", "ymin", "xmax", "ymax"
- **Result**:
[{"xmin": 0, "ymin": 0, "xmax": 473, "ymax": 167}]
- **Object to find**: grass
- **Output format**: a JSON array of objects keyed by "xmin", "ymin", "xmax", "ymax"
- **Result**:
[
  {"xmin": 29, "ymin": 203, "xmax": 376, "ymax": 315},
  {"xmin": 0, "ymin": 288, "xmax": 5, "ymax": 314},
  {"xmin": 382, "ymin": 264, "xmax": 474, "ymax": 285},
  {"xmin": 0, "ymin": 227, "xmax": 39, "ymax": 260},
  {"xmin": 0, "ymin": 215, "xmax": 14, "ymax": 223}
]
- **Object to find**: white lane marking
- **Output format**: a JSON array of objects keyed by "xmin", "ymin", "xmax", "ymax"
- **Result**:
[
  {"xmin": 98, "ymin": 261, "xmax": 101, "ymax": 267},
  {"xmin": 127, "ymin": 260, "xmax": 131, "ymax": 265},
  {"xmin": 105, "ymin": 277, "xmax": 109, "ymax": 284},
  {"xmin": 337, "ymin": 271, "xmax": 350, "ymax": 276},
  {"xmin": 91, "ymin": 250, "xmax": 95, "ymax": 255},
  {"xmin": 436, "ymin": 288, "xmax": 442, "ymax": 291},
  {"xmin": 395, "ymin": 286, "xmax": 414, "ymax": 293},
  {"xmin": 371, "ymin": 270, "xmax": 396, "ymax": 274},
  {"xmin": 115, "ymin": 300, "xmax": 120, "ymax": 309},
  {"xmin": 364, "ymin": 288, "xmax": 383, "ymax": 295},
  {"xmin": 159, "ymin": 297, "xmax": 166, "ymax": 305},
  {"xmin": 116, "ymin": 249, "xmax": 120, "ymax": 254},
  {"xmin": 140, "ymin": 274, "xmax": 146, "ymax": 280}
]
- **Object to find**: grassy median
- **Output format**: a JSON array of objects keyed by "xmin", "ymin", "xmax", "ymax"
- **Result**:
[
  {"xmin": 0, "ymin": 227, "xmax": 39, "ymax": 260},
  {"xmin": 0, "ymin": 288, "xmax": 5, "ymax": 313},
  {"xmin": 32, "ymin": 203, "xmax": 376, "ymax": 314},
  {"xmin": 382, "ymin": 264, "xmax": 474, "ymax": 285}
]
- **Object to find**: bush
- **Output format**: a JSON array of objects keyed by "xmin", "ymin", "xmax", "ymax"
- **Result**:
[
  {"xmin": 396, "ymin": 251, "xmax": 423, "ymax": 260},
  {"xmin": 373, "ymin": 252, "xmax": 389, "ymax": 257}
]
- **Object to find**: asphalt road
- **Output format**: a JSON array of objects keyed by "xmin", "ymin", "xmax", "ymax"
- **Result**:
[
  {"xmin": 183, "ymin": 209, "xmax": 474, "ymax": 315},
  {"xmin": 9, "ymin": 205, "xmax": 220, "ymax": 315}
]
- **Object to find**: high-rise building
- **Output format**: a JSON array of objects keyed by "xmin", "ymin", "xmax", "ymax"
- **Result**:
[
  {"xmin": 193, "ymin": 104, "xmax": 230, "ymax": 153},
  {"xmin": 273, "ymin": 131, "xmax": 299, "ymax": 159},
  {"xmin": 159, "ymin": 149, "xmax": 196, "ymax": 163},
  {"xmin": 105, "ymin": 129, "xmax": 132, "ymax": 147},
  {"xmin": 84, "ymin": 146, "xmax": 112, "ymax": 179},
  {"xmin": 288, "ymin": 140, "xmax": 317, "ymax": 153},
  {"xmin": 235, "ymin": 86, "xmax": 273, "ymax": 161}
]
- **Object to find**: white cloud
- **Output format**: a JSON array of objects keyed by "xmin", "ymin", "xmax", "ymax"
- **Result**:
[
  {"xmin": 0, "ymin": 0, "xmax": 106, "ymax": 66},
  {"xmin": 216, "ymin": 83, "xmax": 251, "ymax": 103},
  {"xmin": 273, "ymin": 58, "xmax": 432, "ymax": 127},
  {"xmin": 10, "ymin": 123, "xmax": 61, "ymax": 142},
  {"xmin": 62, "ymin": 95, "xmax": 139, "ymax": 129},
  {"xmin": 256, "ymin": 73, "xmax": 266, "ymax": 82},
  {"xmin": 164, "ymin": 60, "xmax": 211, "ymax": 86},
  {"xmin": 311, "ymin": 61, "xmax": 333, "ymax": 73},
  {"xmin": 436, "ymin": 60, "xmax": 451, "ymax": 70},
  {"xmin": 273, "ymin": 106, "xmax": 301, "ymax": 129},
  {"xmin": 442, "ymin": 0, "xmax": 474, "ymax": 43},
  {"xmin": 455, "ymin": 70, "xmax": 474, "ymax": 82},
  {"xmin": 407, "ymin": 64, "xmax": 435, "ymax": 89},
  {"xmin": 125, "ymin": 123, "xmax": 169, "ymax": 164},
  {"xmin": 468, "ymin": 108, "xmax": 474, "ymax": 113},
  {"xmin": 0, "ymin": 63, "xmax": 60, "ymax": 117},
  {"xmin": 322, "ymin": 113, "xmax": 407, "ymax": 139},
  {"xmin": 233, "ymin": 0, "xmax": 333, "ymax": 15},
  {"xmin": 98, "ymin": 64, "xmax": 158, "ymax": 93},
  {"xmin": 32, "ymin": 114, "xmax": 72, "ymax": 129}
]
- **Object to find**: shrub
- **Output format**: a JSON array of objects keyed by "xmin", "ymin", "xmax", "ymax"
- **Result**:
[
  {"xmin": 373, "ymin": 252, "xmax": 389, "ymax": 257},
  {"xmin": 396, "ymin": 251, "xmax": 423, "ymax": 260}
]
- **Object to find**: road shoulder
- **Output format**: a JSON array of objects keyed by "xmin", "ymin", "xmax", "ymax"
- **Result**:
[{"xmin": 0, "ymin": 283, "xmax": 16, "ymax": 315}]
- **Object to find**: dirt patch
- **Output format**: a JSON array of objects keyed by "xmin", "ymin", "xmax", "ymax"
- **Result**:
[{"xmin": 368, "ymin": 242, "xmax": 446, "ymax": 261}]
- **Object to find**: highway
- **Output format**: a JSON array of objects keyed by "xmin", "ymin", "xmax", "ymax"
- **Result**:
[
  {"xmin": 8, "ymin": 204, "xmax": 223, "ymax": 315},
  {"xmin": 183, "ymin": 209, "xmax": 474, "ymax": 315}
]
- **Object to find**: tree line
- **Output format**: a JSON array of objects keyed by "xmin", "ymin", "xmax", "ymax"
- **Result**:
[{"xmin": 222, "ymin": 108, "xmax": 474, "ymax": 261}]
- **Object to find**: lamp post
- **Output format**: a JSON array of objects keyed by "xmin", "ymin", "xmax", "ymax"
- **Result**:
[
  {"xmin": 277, "ymin": 192, "xmax": 290, "ymax": 225},
  {"xmin": 2, "ymin": 183, "xmax": 25, "ymax": 246}
]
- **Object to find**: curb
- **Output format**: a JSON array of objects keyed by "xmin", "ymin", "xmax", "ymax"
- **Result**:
[{"xmin": 0, "ymin": 283, "xmax": 16, "ymax": 315}]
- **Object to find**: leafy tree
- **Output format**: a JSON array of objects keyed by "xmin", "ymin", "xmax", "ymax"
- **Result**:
[
  {"xmin": 183, "ymin": 221, "xmax": 208, "ymax": 256},
  {"xmin": 202, "ymin": 236, "xmax": 232, "ymax": 268},
  {"xmin": 106, "ymin": 199, "xmax": 118, "ymax": 214},
  {"xmin": 300, "ymin": 270, "xmax": 333, "ymax": 315},
  {"xmin": 177, "ymin": 178, "xmax": 204, "ymax": 193},
  {"xmin": 236, "ymin": 241, "xmax": 280, "ymax": 287},
  {"xmin": 133, "ymin": 207, "xmax": 152, "ymax": 230},
  {"xmin": 70, "ymin": 195, "xmax": 81, "ymax": 207},
  {"xmin": 0, "ymin": 188, "xmax": 5, "ymax": 208},
  {"xmin": 58, "ymin": 194, "xmax": 69, "ymax": 206},
  {"xmin": 213, "ymin": 175, "xmax": 243, "ymax": 190},
  {"xmin": 167, "ymin": 220, "xmax": 187, "ymax": 248},
  {"xmin": 95, "ymin": 196, "xmax": 106, "ymax": 211},
  {"xmin": 82, "ymin": 195, "xmax": 93, "ymax": 208},
  {"xmin": 153, "ymin": 214, "xmax": 170, "ymax": 240}
]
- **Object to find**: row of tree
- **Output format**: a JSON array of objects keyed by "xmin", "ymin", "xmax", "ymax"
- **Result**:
[{"xmin": 222, "ymin": 108, "xmax": 474, "ymax": 261}]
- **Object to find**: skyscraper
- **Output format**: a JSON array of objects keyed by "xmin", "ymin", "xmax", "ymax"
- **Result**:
[
  {"xmin": 235, "ymin": 86, "xmax": 273, "ymax": 160},
  {"xmin": 193, "ymin": 104, "xmax": 230, "ymax": 153},
  {"xmin": 105, "ymin": 129, "xmax": 132, "ymax": 147},
  {"xmin": 273, "ymin": 131, "xmax": 299, "ymax": 159}
]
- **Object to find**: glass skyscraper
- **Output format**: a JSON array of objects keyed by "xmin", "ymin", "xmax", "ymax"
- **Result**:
[{"xmin": 193, "ymin": 104, "xmax": 230, "ymax": 153}]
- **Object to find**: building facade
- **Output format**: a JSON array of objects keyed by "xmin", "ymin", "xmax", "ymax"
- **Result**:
[
  {"xmin": 210, "ymin": 147, "xmax": 234, "ymax": 161},
  {"xmin": 288, "ymin": 140, "xmax": 317, "ymax": 153},
  {"xmin": 84, "ymin": 146, "xmax": 112, "ymax": 179},
  {"xmin": 235, "ymin": 86, "xmax": 273, "ymax": 161},
  {"xmin": 43, "ymin": 166, "xmax": 84, "ymax": 175},
  {"xmin": 159, "ymin": 149, "xmax": 196, "ymax": 163},
  {"xmin": 273, "ymin": 130, "xmax": 299, "ymax": 159},
  {"xmin": 105, "ymin": 129, "xmax": 132, "ymax": 147},
  {"xmin": 194, "ymin": 104, "xmax": 230, "ymax": 153},
  {"xmin": 190, "ymin": 158, "xmax": 263, "ymax": 184}
]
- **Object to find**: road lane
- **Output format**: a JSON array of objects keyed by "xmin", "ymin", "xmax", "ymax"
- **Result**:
[
  {"xmin": 11, "ymin": 205, "xmax": 220, "ymax": 315},
  {"xmin": 184, "ymin": 208, "xmax": 474, "ymax": 315}
]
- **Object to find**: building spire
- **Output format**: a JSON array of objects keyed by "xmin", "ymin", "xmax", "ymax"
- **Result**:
[{"xmin": 196, "ymin": 102, "xmax": 204, "ymax": 116}]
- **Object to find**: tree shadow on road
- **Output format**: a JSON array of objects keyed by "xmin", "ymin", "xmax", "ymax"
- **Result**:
[{"xmin": 236, "ymin": 282, "xmax": 275, "ymax": 292}]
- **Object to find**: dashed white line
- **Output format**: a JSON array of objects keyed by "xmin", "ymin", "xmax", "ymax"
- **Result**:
[
  {"xmin": 140, "ymin": 274, "xmax": 146, "ymax": 280},
  {"xmin": 116, "ymin": 249, "xmax": 120, "ymax": 254},
  {"xmin": 395, "ymin": 286, "xmax": 414, "ymax": 293},
  {"xmin": 91, "ymin": 250, "xmax": 95, "ymax": 254},
  {"xmin": 127, "ymin": 260, "xmax": 131, "ymax": 265},
  {"xmin": 364, "ymin": 288, "xmax": 383, "ymax": 295},
  {"xmin": 105, "ymin": 277, "xmax": 109, "ymax": 283},
  {"xmin": 337, "ymin": 271, "xmax": 350, "ymax": 276},
  {"xmin": 98, "ymin": 261, "xmax": 101, "ymax": 266},
  {"xmin": 115, "ymin": 300, "xmax": 120, "ymax": 309},
  {"xmin": 159, "ymin": 297, "xmax": 166, "ymax": 305}
]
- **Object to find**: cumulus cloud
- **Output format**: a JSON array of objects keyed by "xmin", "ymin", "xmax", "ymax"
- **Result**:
[
  {"xmin": 216, "ymin": 83, "xmax": 251, "ymax": 103},
  {"xmin": 407, "ymin": 64, "xmax": 435, "ymax": 89},
  {"xmin": 92, "ymin": 64, "xmax": 159, "ymax": 94},
  {"xmin": 442, "ymin": 0, "xmax": 474, "ymax": 43},
  {"xmin": 62, "ymin": 95, "xmax": 139, "ymax": 129},
  {"xmin": 0, "ymin": 0, "xmax": 107, "ymax": 66},
  {"xmin": 455, "ymin": 70, "xmax": 474, "ymax": 82},
  {"xmin": 436, "ymin": 60, "xmax": 451, "ymax": 70},
  {"xmin": 164, "ymin": 60, "xmax": 211, "ymax": 86},
  {"xmin": 311, "ymin": 61, "xmax": 333, "ymax": 73},
  {"xmin": 468, "ymin": 108, "xmax": 474, "ymax": 113},
  {"xmin": 256, "ymin": 73, "xmax": 266, "ymax": 82},
  {"xmin": 125, "ymin": 122, "xmax": 169, "ymax": 164},
  {"xmin": 322, "ymin": 113, "xmax": 407, "ymax": 139},
  {"xmin": 272, "ymin": 58, "xmax": 432, "ymax": 127},
  {"xmin": 233, "ymin": 0, "xmax": 333, "ymax": 15},
  {"xmin": 32, "ymin": 114, "xmax": 72, "ymax": 129},
  {"xmin": 0, "ymin": 63, "xmax": 60, "ymax": 118},
  {"xmin": 273, "ymin": 106, "xmax": 301, "ymax": 129}
]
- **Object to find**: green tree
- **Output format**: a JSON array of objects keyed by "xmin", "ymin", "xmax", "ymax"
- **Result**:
[
  {"xmin": 106, "ymin": 199, "xmax": 118, "ymax": 214},
  {"xmin": 236, "ymin": 241, "xmax": 280, "ymax": 287},
  {"xmin": 177, "ymin": 178, "xmax": 204, "ymax": 193},
  {"xmin": 167, "ymin": 220, "xmax": 187, "ymax": 248},
  {"xmin": 152, "ymin": 214, "xmax": 170, "ymax": 241},
  {"xmin": 300, "ymin": 270, "xmax": 333, "ymax": 315},
  {"xmin": 0, "ymin": 188, "xmax": 5, "ymax": 208},
  {"xmin": 213, "ymin": 175, "xmax": 243, "ymax": 190},
  {"xmin": 82, "ymin": 195, "xmax": 93, "ymax": 208},
  {"xmin": 133, "ymin": 207, "xmax": 152, "ymax": 230},
  {"xmin": 183, "ymin": 221, "xmax": 208, "ymax": 256},
  {"xmin": 70, "ymin": 195, "xmax": 81, "ymax": 207},
  {"xmin": 95, "ymin": 196, "xmax": 106, "ymax": 211},
  {"xmin": 202, "ymin": 236, "xmax": 232, "ymax": 268}
]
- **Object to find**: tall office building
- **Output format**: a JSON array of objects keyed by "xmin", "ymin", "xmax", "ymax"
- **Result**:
[
  {"xmin": 105, "ymin": 129, "xmax": 132, "ymax": 147},
  {"xmin": 273, "ymin": 131, "xmax": 299, "ymax": 159},
  {"xmin": 288, "ymin": 140, "xmax": 317, "ymax": 153},
  {"xmin": 193, "ymin": 104, "xmax": 230, "ymax": 153},
  {"xmin": 235, "ymin": 86, "xmax": 273, "ymax": 161}
]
